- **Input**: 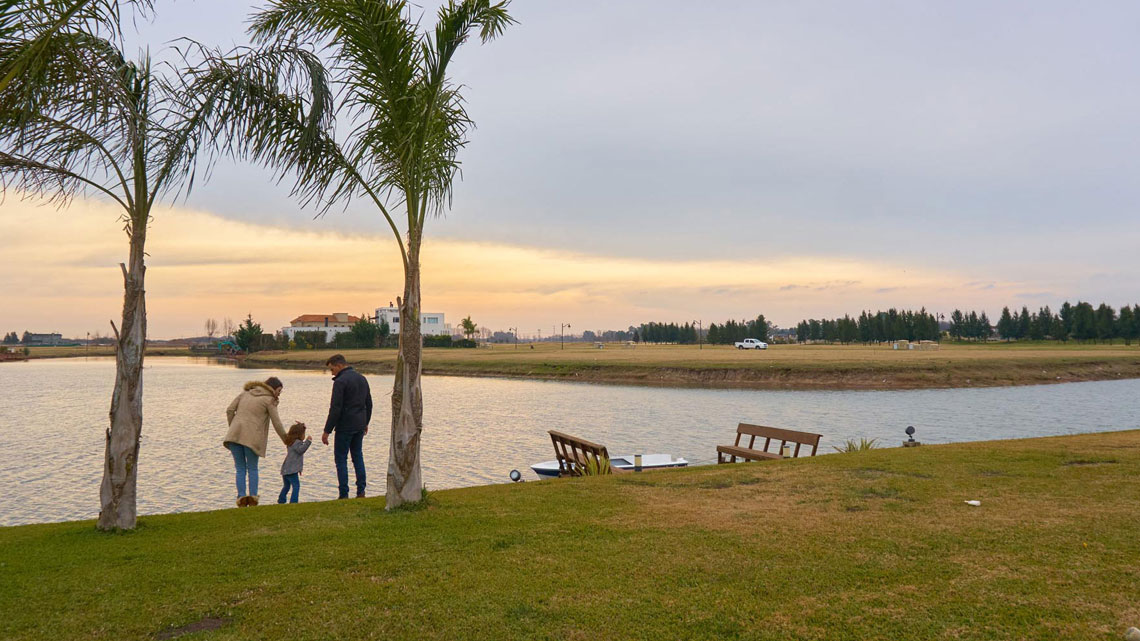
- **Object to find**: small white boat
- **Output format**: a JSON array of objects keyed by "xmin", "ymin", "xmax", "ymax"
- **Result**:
[{"xmin": 530, "ymin": 454, "xmax": 688, "ymax": 480}]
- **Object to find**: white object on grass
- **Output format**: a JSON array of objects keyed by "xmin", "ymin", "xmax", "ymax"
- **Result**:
[
  {"xmin": 1124, "ymin": 626, "xmax": 1140, "ymax": 641},
  {"xmin": 964, "ymin": 500, "xmax": 981, "ymax": 507}
]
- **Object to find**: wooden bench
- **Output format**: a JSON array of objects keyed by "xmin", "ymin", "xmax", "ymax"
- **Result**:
[
  {"xmin": 549, "ymin": 430, "xmax": 622, "ymax": 477},
  {"xmin": 716, "ymin": 423, "xmax": 822, "ymax": 463}
]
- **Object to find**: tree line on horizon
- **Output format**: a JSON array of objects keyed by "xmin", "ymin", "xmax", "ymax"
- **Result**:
[
  {"xmin": 985, "ymin": 302, "xmax": 1139, "ymax": 344},
  {"xmin": 707, "ymin": 316, "xmax": 770, "ymax": 344},
  {"xmin": 637, "ymin": 316, "xmax": 773, "ymax": 345},
  {"xmin": 796, "ymin": 309, "xmax": 942, "ymax": 344},
  {"xmin": 794, "ymin": 301, "xmax": 1140, "ymax": 345}
]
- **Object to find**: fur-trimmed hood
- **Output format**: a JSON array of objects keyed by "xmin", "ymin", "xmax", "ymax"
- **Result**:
[{"xmin": 243, "ymin": 381, "xmax": 278, "ymax": 397}]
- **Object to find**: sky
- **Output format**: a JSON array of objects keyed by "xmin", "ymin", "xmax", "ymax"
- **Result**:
[{"xmin": 3, "ymin": 1, "xmax": 1140, "ymax": 338}]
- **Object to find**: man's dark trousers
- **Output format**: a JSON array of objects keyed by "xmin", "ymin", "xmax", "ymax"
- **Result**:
[{"xmin": 334, "ymin": 430, "xmax": 365, "ymax": 498}]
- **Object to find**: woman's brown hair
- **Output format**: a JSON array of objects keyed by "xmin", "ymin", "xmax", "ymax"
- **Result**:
[{"xmin": 285, "ymin": 422, "xmax": 306, "ymax": 447}]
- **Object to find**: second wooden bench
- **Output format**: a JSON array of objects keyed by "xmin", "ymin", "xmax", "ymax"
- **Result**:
[{"xmin": 716, "ymin": 423, "xmax": 822, "ymax": 463}]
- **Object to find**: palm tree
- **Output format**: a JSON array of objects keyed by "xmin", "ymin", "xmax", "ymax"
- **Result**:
[
  {"xmin": 209, "ymin": 0, "xmax": 514, "ymax": 507},
  {"xmin": 0, "ymin": 3, "xmax": 259, "ymax": 529},
  {"xmin": 460, "ymin": 316, "xmax": 477, "ymax": 341}
]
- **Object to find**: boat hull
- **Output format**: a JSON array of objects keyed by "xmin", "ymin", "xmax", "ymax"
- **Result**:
[{"xmin": 530, "ymin": 454, "xmax": 687, "ymax": 480}]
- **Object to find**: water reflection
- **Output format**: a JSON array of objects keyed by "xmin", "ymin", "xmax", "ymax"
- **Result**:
[{"xmin": 0, "ymin": 357, "xmax": 1136, "ymax": 526}]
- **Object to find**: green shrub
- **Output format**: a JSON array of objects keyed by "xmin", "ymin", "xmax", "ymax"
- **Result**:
[
  {"xmin": 423, "ymin": 335, "xmax": 452, "ymax": 348},
  {"xmin": 578, "ymin": 454, "xmax": 611, "ymax": 476},
  {"xmin": 292, "ymin": 331, "xmax": 328, "ymax": 349},
  {"xmin": 833, "ymin": 438, "xmax": 879, "ymax": 453}
]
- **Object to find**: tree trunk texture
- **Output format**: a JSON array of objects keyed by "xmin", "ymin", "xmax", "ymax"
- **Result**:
[
  {"xmin": 387, "ymin": 248, "xmax": 424, "ymax": 508},
  {"xmin": 97, "ymin": 221, "xmax": 146, "ymax": 530}
]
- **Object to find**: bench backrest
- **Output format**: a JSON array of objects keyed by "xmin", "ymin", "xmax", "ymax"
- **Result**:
[
  {"xmin": 734, "ymin": 423, "xmax": 822, "ymax": 457},
  {"xmin": 549, "ymin": 430, "xmax": 612, "ymax": 477}
]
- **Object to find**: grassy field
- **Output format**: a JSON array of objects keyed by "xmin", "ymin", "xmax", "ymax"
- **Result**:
[
  {"xmin": 14, "ymin": 345, "xmax": 192, "ymax": 359},
  {"xmin": 2, "ymin": 430, "xmax": 1138, "ymax": 640},
  {"xmin": 243, "ymin": 341, "xmax": 1140, "ymax": 390}
]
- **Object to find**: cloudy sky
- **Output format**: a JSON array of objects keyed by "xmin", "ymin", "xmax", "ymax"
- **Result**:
[{"xmin": 4, "ymin": 1, "xmax": 1139, "ymax": 338}]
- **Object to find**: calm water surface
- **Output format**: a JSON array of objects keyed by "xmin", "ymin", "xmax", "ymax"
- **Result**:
[{"xmin": 1, "ymin": 357, "xmax": 1137, "ymax": 526}]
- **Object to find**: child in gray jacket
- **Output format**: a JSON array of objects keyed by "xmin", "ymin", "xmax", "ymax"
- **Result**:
[{"xmin": 278, "ymin": 422, "xmax": 312, "ymax": 504}]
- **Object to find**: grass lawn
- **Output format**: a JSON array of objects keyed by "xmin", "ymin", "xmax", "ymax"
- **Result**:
[
  {"xmin": 18, "ymin": 345, "xmax": 191, "ymax": 359},
  {"xmin": 2, "ymin": 430, "xmax": 1138, "ymax": 640},
  {"xmin": 243, "ymin": 341, "xmax": 1140, "ymax": 390}
]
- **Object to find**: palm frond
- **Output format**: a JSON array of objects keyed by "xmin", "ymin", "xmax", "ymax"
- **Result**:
[
  {"xmin": 235, "ymin": 0, "xmax": 515, "ymax": 258},
  {"xmin": 0, "ymin": 1, "xmax": 153, "ymax": 94}
]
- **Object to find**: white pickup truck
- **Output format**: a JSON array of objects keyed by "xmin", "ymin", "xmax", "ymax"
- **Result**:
[{"xmin": 734, "ymin": 338, "xmax": 768, "ymax": 350}]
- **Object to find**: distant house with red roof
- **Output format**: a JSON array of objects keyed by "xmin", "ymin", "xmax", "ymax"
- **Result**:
[{"xmin": 281, "ymin": 312, "xmax": 362, "ymax": 342}]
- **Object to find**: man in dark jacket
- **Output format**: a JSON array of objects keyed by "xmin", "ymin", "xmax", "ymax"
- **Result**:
[{"xmin": 322, "ymin": 354, "xmax": 373, "ymax": 498}]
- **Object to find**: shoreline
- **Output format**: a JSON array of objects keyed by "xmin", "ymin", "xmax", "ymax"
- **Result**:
[
  {"xmin": 239, "ymin": 351, "xmax": 1140, "ymax": 391},
  {"xmin": 10, "ymin": 344, "xmax": 1140, "ymax": 391}
]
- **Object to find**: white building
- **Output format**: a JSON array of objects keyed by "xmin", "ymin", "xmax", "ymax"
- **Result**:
[
  {"xmin": 375, "ymin": 304, "xmax": 451, "ymax": 337},
  {"xmin": 280, "ymin": 313, "xmax": 361, "ymax": 341}
]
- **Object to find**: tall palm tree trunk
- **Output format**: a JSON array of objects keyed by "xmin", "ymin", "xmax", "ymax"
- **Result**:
[
  {"xmin": 387, "ymin": 241, "xmax": 424, "ymax": 507},
  {"xmin": 98, "ymin": 210, "xmax": 147, "ymax": 530}
]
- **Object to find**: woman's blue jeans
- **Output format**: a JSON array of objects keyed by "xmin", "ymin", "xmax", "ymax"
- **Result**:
[
  {"xmin": 228, "ymin": 443, "xmax": 259, "ymax": 497},
  {"xmin": 278, "ymin": 473, "xmax": 300, "ymax": 504}
]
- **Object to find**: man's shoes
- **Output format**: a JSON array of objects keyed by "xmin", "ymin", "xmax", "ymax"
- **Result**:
[
  {"xmin": 237, "ymin": 496, "xmax": 247, "ymax": 508},
  {"xmin": 355, "ymin": 491, "xmax": 366, "ymax": 498},
  {"xmin": 247, "ymin": 495, "xmax": 259, "ymax": 506}
]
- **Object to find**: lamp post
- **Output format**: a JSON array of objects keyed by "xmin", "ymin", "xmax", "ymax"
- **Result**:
[
  {"xmin": 694, "ymin": 320, "xmax": 702, "ymax": 350},
  {"xmin": 537, "ymin": 329, "xmax": 541, "ymax": 344},
  {"xmin": 561, "ymin": 323, "xmax": 570, "ymax": 350},
  {"xmin": 509, "ymin": 327, "xmax": 518, "ymax": 349}
]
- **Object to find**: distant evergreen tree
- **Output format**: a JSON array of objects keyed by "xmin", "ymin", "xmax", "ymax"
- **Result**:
[
  {"xmin": 1050, "ymin": 314, "xmax": 1066, "ymax": 342},
  {"xmin": 1071, "ymin": 302, "xmax": 1096, "ymax": 342},
  {"xmin": 978, "ymin": 312, "xmax": 993, "ymax": 340},
  {"xmin": 1027, "ymin": 307, "xmax": 1045, "ymax": 340},
  {"xmin": 233, "ymin": 315, "xmax": 264, "ymax": 353},
  {"xmin": 949, "ymin": 310, "xmax": 964, "ymax": 340},
  {"xmin": 1117, "ymin": 306, "xmax": 1137, "ymax": 346},
  {"xmin": 1094, "ymin": 304, "xmax": 1116, "ymax": 343},
  {"xmin": 1059, "ymin": 302, "xmax": 1074, "ymax": 338},
  {"xmin": 997, "ymin": 307, "xmax": 1014, "ymax": 340},
  {"xmin": 750, "ymin": 315, "xmax": 770, "ymax": 343},
  {"xmin": 1036, "ymin": 306, "xmax": 1053, "ymax": 340},
  {"xmin": 1017, "ymin": 306, "xmax": 1031, "ymax": 340}
]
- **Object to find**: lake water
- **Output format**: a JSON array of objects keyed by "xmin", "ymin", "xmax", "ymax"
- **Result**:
[{"xmin": 1, "ymin": 357, "xmax": 1138, "ymax": 526}]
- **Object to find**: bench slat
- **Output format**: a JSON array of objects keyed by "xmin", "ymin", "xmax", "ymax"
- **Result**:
[
  {"xmin": 716, "ymin": 445, "xmax": 782, "ymax": 462},
  {"xmin": 736, "ymin": 423, "xmax": 822, "ymax": 447}
]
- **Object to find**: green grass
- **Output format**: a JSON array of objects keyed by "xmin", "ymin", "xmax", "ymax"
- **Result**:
[{"xmin": 3, "ymin": 430, "xmax": 1140, "ymax": 640}]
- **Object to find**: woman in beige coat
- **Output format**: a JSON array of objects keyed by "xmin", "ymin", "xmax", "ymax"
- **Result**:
[{"xmin": 223, "ymin": 377, "xmax": 288, "ymax": 506}]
